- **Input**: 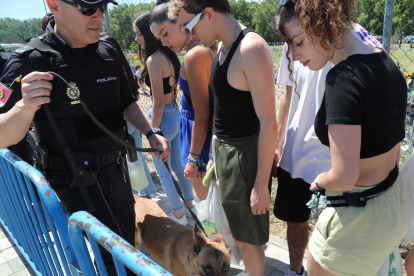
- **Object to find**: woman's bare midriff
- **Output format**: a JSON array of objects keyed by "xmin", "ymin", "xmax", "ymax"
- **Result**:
[
  {"xmin": 163, "ymin": 92, "xmax": 175, "ymax": 105},
  {"xmin": 356, "ymin": 144, "xmax": 399, "ymax": 187}
]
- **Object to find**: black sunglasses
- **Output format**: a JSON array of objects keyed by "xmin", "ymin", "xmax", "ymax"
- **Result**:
[{"xmin": 60, "ymin": 0, "xmax": 107, "ymax": 16}]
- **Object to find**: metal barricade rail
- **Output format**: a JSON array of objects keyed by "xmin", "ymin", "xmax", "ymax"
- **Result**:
[
  {"xmin": 0, "ymin": 148, "xmax": 80, "ymax": 276},
  {"xmin": 68, "ymin": 211, "xmax": 172, "ymax": 276}
]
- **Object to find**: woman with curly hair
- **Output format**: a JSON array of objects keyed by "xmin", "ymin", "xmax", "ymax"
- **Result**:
[{"xmin": 275, "ymin": 0, "xmax": 411, "ymax": 275}]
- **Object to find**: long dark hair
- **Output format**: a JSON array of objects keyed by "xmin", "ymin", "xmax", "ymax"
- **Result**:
[
  {"xmin": 133, "ymin": 9, "xmax": 181, "ymax": 100},
  {"xmin": 100, "ymin": 32, "xmax": 139, "ymax": 99},
  {"xmin": 274, "ymin": 0, "xmax": 299, "ymax": 96}
]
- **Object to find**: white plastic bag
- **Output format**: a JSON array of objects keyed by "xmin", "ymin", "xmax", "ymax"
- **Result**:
[
  {"xmin": 127, "ymin": 153, "xmax": 148, "ymax": 192},
  {"xmin": 197, "ymin": 180, "xmax": 242, "ymax": 265},
  {"xmin": 375, "ymin": 247, "xmax": 403, "ymax": 276}
]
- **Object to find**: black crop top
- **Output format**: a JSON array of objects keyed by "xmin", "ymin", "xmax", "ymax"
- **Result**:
[
  {"xmin": 144, "ymin": 75, "xmax": 173, "ymax": 96},
  {"xmin": 314, "ymin": 50, "xmax": 406, "ymax": 159},
  {"xmin": 144, "ymin": 53, "xmax": 175, "ymax": 96}
]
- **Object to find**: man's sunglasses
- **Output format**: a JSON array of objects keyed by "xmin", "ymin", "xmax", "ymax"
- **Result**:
[
  {"xmin": 181, "ymin": 9, "xmax": 205, "ymax": 37},
  {"xmin": 60, "ymin": 0, "xmax": 107, "ymax": 16}
]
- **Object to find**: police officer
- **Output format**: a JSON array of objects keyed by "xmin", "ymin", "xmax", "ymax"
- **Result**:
[
  {"xmin": 0, "ymin": 46, "xmax": 9, "ymax": 77},
  {"xmin": 0, "ymin": 0, "xmax": 170, "ymax": 274}
]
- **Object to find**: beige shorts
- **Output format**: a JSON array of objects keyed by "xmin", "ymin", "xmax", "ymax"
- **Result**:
[{"xmin": 309, "ymin": 173, "xmax": 411, "ymax": 276}]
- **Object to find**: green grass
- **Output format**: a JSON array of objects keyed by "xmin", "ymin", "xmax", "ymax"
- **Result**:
[{"xmin": 389, "ymin": 49, "xmax": 414, "ymax": 73}]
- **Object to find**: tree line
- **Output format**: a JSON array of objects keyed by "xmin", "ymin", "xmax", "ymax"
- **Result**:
[
  {"xmin": 0, "ymin": 18, "xmax": 44, "ymax": 44},
  {"xmin": 0, "ymin": 0, "xmax": 412, "ymax": 48}
]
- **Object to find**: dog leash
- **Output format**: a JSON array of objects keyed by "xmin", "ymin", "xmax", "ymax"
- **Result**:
[{"xmin": 51, "ymin": 71, "xmax": 208, "ymax": 236}]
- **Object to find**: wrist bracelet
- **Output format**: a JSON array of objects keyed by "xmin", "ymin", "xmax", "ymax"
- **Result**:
[
  {"xmin": 315, "ymin": 182, "xmax": 324, "ymax": 190},
  {"xmin": 188, "ymin": 155, "xmax": 198, "ymax": 163},
  {"xmin": 208, "ymin": 153, "xmax": 213, "ymax": 158},
  {"xmin": 188, "ymin": 156, "xmax": 207, "ymax": 168},
  {"xmin": 315, "ymin": 174, "xmax": 325, "ymax": 190}
]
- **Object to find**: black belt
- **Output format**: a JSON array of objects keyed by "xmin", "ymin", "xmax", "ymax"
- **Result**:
[
  {"xmin": 48, "ymin": 149, "xmax": 126, "ymax": 170},
  {"xmin": 325, "ymin": 164, "xmax": 398, "ymax": 207}
]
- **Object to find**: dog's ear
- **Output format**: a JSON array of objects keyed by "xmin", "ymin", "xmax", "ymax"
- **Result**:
[
  {"xmin": 193, "ymin": 222, "xmax": 205, "ymax": 254},
  {"xmin": 211, "ymin": 233, "xmax": 231, "ymax": 252}
]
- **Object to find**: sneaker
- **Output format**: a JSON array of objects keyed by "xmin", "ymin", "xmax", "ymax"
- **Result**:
[
  {"xmin": 168, "ymin": 212, "xmax": 188, "ymax": 226},
  {"xmin": 183, "ymin": 205, "xmax": 197, "ymax": 218},
  {"xmin": 285, "ymin": 266, "xmax": 306, "ymax": 276}
]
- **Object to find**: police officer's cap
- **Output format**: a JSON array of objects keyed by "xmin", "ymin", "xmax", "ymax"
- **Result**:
[{"xmin": 72, "ymin": 0, "xmax": 118, "ymax": 8}]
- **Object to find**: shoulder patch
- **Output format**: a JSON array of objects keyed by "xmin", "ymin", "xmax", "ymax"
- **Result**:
[{"xmin": 14, "ymin": 45, "xmax": 35, "ymax": 55}]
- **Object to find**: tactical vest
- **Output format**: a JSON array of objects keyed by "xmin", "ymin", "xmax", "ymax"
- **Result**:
[{"xmin": 25, "ymin": 37, "xmax": 125, "ymax": 161}]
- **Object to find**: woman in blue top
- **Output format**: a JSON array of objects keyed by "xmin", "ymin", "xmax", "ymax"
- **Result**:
[
  {"xmin": 150, "ymin": 2, "xmax": 216, "ymax": 201},
  {"xmin": 133, "ymin": 10, "xmax": 195, "ymax": 226}
]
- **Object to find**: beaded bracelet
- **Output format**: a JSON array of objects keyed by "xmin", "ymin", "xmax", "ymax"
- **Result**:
[{"xmin": 188, "ymin": 156, "xmax": 207, "ymax": 168}]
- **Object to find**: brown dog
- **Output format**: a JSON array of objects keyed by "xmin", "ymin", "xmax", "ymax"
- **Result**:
[{"xmin": 134, "ymin": 195, "xmax": 232, "ymax": 276}]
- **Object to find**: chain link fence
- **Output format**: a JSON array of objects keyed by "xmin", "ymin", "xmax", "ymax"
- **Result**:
[{"xmin": 0, "ymin": 0, "xmax": 413, "ymax": 163}]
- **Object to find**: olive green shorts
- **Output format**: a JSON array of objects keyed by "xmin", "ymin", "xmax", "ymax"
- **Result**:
[{"xmin": 214, "ymin": 134, "xmax": 271, "ymax": 246}]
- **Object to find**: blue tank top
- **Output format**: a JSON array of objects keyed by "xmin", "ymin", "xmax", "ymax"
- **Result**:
[
  {"xmin": 179, "ymin": 44, "xmax": 215, "ymax": 113},
  {"xmin": 179, "ymin": 76, "xmax": 214, "ymax": 113}
]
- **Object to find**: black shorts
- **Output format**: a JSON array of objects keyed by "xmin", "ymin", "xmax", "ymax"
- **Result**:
[{"xmin": 273, "ymin": 167, "xmax": 313, "ymax": 223}]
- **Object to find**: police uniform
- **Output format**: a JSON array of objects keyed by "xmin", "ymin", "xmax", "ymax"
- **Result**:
[
  {"xmin": 0, "ymin": 21, "xmax": 137, "ymax": 275},
  {"xmin": 0, "ymin": 51, "xmax": 10, "ymax": 76}
]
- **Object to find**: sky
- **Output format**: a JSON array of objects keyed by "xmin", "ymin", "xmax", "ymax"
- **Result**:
[
  {"xmin": 1, "ymin": 0, "xmax": 142, "ymax": 21},
  {"xmin": 1, "ymin": 0, "xmax": 265, "ymax": 21},
  {"xmin": 1, "ymin": 0, "xmax": 51, "ymax": 21}
]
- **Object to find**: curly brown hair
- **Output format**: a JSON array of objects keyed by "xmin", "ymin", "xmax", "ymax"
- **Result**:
[
  {"xmin": 169, "ymin": 0, "xmax": 230, "ymax": 19},
  {"xmin": 295, "ymin": 0, "xmax": 356, "ymax": 50}
]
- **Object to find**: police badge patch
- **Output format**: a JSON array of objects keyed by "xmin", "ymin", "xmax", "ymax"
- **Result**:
[
  {"xmin": 0, "ymin": 83, "xmax": 13, "ymax": 109},
  {"xmin": 66, "ymin": 82, "xmax": 81, "ymax": 104}
]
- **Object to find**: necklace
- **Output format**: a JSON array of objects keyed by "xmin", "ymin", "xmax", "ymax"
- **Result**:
[
  {"xmin": 186, "ymin": 40, "xmax": 199, "ymax": 53},
  {"xmin": 220, "ymin": 22, "xmax": 239, "ymax": 54},
  {"xmin": 184, "ymin": 39, "xmax": 191, "ymax": 51}
]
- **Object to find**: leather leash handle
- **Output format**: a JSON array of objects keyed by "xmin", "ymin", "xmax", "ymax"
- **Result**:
[{"xmin": 44, "ymin": 105, "xmax": 95, "ymax": 212}]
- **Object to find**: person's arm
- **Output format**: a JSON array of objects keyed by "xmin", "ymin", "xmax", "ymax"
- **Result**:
[
  {"xmin": 124, "ymin": 102, "xmax": 170, "ymax": 161},
  {"xmin": 0, "ymin": 72, "xmax": 52, "ymax": 149},
  {"xmin": 310, "ymin": 124, "xmax": 361, "ymax": 191},
  {"xmin": 147, "ymin": 54, "xmax": 165, "ymax": 129},
  {"xmin": 183, "ymin": 48, "xmax": 212, "ymax": 180},
  {"xmin": 206, "ymin": 117, "xmax": 216, "ymax": 181},
  {"xmin": 242, "ymin": 35, "xmax": 278, "ymax": 216},
  {"xmin": 396, "ymin": 142, "xmax": 401, "ymax": 166},
  {"xmin": 272, "ymin": 85, "xmax": 292, "ymax": 176}
]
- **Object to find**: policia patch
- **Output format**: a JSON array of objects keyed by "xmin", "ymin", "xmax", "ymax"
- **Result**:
[{"xmin": 0, "ymin": 75, "xmax": 21, "ymax": 109}]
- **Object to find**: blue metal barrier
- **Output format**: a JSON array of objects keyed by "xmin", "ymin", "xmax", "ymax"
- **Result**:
[
  {"xmin": 68, "ymin": 211, "xmax": 173, "ymax": 276},
  {"xmin": 0, "ymin": 148, "xmax": 80, "ymax": 275}
]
